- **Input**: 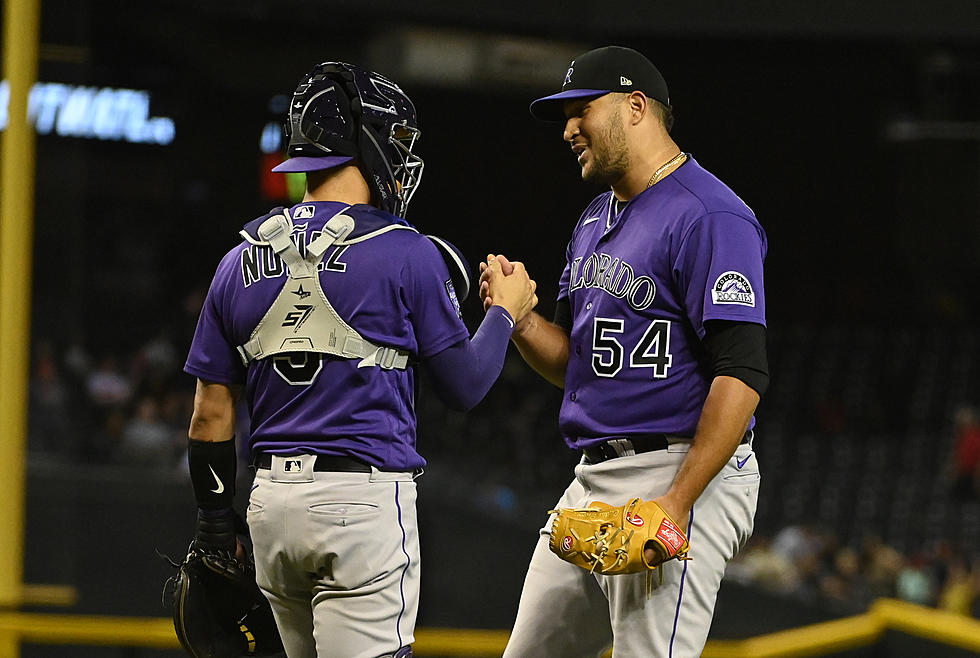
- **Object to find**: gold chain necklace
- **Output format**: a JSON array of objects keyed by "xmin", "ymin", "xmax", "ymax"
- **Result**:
[{"xmin": 645, "ymin": 152, "xmax": 687, "ymax": 189}]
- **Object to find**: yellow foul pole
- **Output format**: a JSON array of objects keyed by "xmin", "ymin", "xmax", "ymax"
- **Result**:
[{"xmin": 0, "ymin": 0, "xmax": 41, "ymax": 620}]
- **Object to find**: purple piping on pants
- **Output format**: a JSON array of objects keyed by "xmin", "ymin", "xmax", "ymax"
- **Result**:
[
  {"xmin": 668, "ymin": 505, "xmax": 694, "ymax": 657},
  {"xmin": 394, "ymin": 481, "xmax": 411, "ymax": 649}
]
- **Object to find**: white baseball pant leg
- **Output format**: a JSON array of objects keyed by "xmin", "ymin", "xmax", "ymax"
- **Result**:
[
  {"xmin": 248, "ymin": 455, "xmax": 419, "ymax": 658},
  {"xmin": 504, "ymin": 442, "xmax": 760, "ymax": 658}
]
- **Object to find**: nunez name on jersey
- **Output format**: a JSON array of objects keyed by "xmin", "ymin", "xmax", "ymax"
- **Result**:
[{"xmin": 240, "ymin": 223, "xmax": 350, "ymax": 287}]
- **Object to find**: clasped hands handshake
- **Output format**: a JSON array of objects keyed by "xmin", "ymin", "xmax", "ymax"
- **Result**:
[{"xmin": 478, "ymin": 254, "xmax": 537, "ymax": 328}]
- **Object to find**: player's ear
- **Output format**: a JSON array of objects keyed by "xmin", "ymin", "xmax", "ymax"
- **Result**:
[{"xmin": 627, "ymin": 91, "xmax": 647, "ymax": 125}]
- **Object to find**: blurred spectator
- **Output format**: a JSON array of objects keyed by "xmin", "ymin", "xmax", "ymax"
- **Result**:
[
  {"xmin": 132, "ymin": 331, "xmax": 181, "ymax": 398},
  {"xmin": 86, "ymin": 355, "xmax": 133, "ymax": 408},
  {"xmin": 28, "ymin": 340, "xmax": 72, "ymax": 452},
  {"xmin": 818, "ymin": 546, "xmax": 873, "ymax": 613},
  {"xmin": 142, "ymin": 333, "xmax": 179, "ymax": 373},
  {"xmin": 85, "ymin": 407, "xmax": 127, "ymax": 462},
  {"xmin": 63, "ymin": 336, "xmax": 93, "ymax": 380},
  {"xmin": 895, "ymin": 556, "xmax": 934, "ymax": 606},
  {"xmin": 950, "ymin": 406, "xmax": 980, "ymax": 501},
  {"xmin": 726, "ymin": 536, "xmax": 800, "ymax": 594},
  {"xmin": 118, "ymin": 396, "xmax": 180, "ymax": 467},
  {"xmin": 770, "ymin": 525, "xmax": 826, "ymax": 578},
  {"xmin": 861, "ymin": 535, "xmax": 904, "ymax": 600},
  {"xmin": 937, "ymin": 558, "xmax": 978, "ymax": 615}
]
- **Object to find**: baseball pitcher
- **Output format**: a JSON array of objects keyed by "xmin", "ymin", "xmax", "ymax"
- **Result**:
[{"xmin": 481, "ymin": 46, "xmax": 768, "ymax": 657}]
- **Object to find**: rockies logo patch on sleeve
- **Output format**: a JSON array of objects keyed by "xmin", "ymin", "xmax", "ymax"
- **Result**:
[{"xmin": 711, "ymin": 271, "xmax": 755, "ymax": 306}]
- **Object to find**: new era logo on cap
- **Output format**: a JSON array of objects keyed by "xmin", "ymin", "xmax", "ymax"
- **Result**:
[{"xmin": 620, "ymin": 76, "xmax": 632, "ymax": 86}]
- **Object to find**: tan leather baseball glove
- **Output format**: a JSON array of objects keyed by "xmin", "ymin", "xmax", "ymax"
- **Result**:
[{"xmin": 548, "ymin": 498, "xmax": 690, "ymax": 575}]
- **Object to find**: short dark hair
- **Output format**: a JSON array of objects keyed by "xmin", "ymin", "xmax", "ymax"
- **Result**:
[
  {"xmin": 615, "ymin": 92, "xmax": 674, "ymax": 133},
  {"xmin": 305, "ymin": 168, "xmax": 331, "ymax": 190},
  {"xmin": 650, "ymin": 99, "xmax": 674, "ymax": 133}
]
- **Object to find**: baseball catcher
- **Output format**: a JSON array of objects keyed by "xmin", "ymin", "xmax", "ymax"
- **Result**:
[
  {"xmin": 162, "ymin": 537, "xmax": 283, "ymax": 658},
  {"xmin": 177, "ymin": 59, "xmax": 537, "ymax": 657},
  {"xmin": 548, "ymin": 498, "xmax": 690, "ymax": 576}
]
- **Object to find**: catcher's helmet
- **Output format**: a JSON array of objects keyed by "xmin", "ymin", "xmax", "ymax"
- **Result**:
[{"xmin": 273, "ymin": 62, "xmax": 424, "ymax": 218}]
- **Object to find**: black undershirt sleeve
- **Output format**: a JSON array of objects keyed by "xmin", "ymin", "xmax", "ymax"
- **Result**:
[
  {"xmin": 701, "ymin": 320, "xmax": 769, "ymax": 398},
  {"xmin": 553, "ymin": 298, "xmax": 572, "ymax": 333}
]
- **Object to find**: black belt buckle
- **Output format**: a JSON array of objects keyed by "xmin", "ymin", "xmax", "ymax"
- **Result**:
[
  {"xmin": 583, "ymin": 430, "xmax": 753, "ymax": 464},
  {"xmin": 582, "ymin": 435, "xmax": 670, "ymax": 464}
]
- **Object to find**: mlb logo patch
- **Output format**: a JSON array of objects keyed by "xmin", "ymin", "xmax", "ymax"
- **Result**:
[
  {"xmin": 711, "ymin": 271, "xmax": 755, "ymax": 307},
  {"xmin": 445, "ymin": 279, "xmax": 462, "ymax": 318},
  {"xmin": 271, "ymin": 455, "xmax": 314, "ymax": 482},
  {"xmin": 293, "ymin": 205, "xmax": 315, "ymax": 219}
]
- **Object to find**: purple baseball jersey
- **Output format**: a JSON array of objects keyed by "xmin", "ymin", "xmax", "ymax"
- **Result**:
[
  {"xmin": 557, "ymin": 156, "xmax": 767, "ymax": 449},
  {"xmin": 185, "ymin": 201, "xmax": 468, "ymax": 470}
]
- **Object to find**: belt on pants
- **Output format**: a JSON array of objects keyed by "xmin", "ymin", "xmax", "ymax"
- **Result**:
[
  {"xmin": 253, "ymin": 453, "xmax": 372, "ymax": 473},
  {"xmin": 581, "ymin": 429, "xmax": 753, "ymax": 464}
]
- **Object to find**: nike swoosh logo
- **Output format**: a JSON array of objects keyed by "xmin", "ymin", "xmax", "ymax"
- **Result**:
[
  {"xmin": 208, "ymin": 465, "xmax": 225, "ymax": 494},
  {"xmin": 736, "ymin": 454, "xmax": 751, "ymax": 469},
  {"xmin": 581, "ymin": 216, "xmax": 600, "ymax": 226}
]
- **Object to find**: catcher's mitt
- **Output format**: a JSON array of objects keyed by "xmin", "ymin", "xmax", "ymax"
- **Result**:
[
  {"xmin": 162, "ymin": 544, "xmax": 283, "ymax": 658},
  {"xmin": 548, "ymin": 498, "xmax": 690, "ymax": 576}
]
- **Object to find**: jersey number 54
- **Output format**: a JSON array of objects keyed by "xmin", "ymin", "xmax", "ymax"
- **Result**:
[{"xmin": 592, "ymin": 318, "xmax": 673, "ymax": 379}]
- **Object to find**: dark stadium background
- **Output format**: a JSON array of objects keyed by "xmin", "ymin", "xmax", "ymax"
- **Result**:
[{"xmin": 10, "ymin": 0, "xmax": 980, "ymax": 656}]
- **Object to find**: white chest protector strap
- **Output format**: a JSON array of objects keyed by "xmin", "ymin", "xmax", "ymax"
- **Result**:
[{"xmin": 236, "ymin": 207, "xmax": 411, "ymax": 370}]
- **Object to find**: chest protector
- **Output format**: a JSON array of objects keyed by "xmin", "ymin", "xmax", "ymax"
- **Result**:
[{"xmin": 236, "ymin": 206, "xmax": 413, "ymax": 370}]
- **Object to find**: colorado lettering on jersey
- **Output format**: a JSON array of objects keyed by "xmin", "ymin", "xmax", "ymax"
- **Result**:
[
  {"xmin": 240, "ymin": 225, "xmax": 349, "ymax": 287},
  {"xmin": 569, "ymin": 251, "xmax": 657, "ymax": 311}
]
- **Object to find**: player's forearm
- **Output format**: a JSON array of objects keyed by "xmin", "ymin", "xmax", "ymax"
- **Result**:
[
  {"xmin": 659, "ymin": 376, "xmax": 759, "ymax": 519},
  {"xmin": 188, "ymin": 379, "xmax": 237, "ymax": 442},
  {"xmin": 511, "ymin": 311, "xmax": 570, "ymax": 388},
  {"xmin": 423, "ymin": 306, "xmax": 515, "ymax": 410},
  {"xmin": 187, "ymin": 380, "xmax": 240, "ymax": 552}
]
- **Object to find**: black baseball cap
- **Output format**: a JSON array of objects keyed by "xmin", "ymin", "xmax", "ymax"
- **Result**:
[{"xmin": 529, "ymin": 46, "xmax": 670, "ymax": 122}]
